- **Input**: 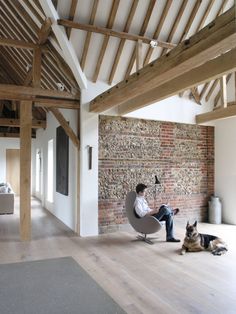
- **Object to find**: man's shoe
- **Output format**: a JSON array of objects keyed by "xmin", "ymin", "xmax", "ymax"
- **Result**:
[
  {"xmin": 172, "ymin": 208, "xmax": 179, "ymax": 215},
  {"xmin": 167, "ymin": 238, "xmax": 181, "ymax": 243}
]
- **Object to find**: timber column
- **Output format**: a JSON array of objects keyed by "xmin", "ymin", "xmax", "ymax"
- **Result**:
[{"xmin": 20, "ymin": 101, "xmax": 32, "ymax": 241}]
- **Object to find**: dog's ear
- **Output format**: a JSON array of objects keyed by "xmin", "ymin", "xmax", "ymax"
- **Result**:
[
  {"xmin": 186, "ymin": 221, "xmax": 190, "ymax": 228},
  {"xmin": 193, "ymin": 220, "xmax": 197, "ymax": 227}
]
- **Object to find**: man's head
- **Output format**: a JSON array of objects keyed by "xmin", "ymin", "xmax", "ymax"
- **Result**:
[{"xmin": 136, "ymin": 183, "xmax": 147, "ymax": 195}]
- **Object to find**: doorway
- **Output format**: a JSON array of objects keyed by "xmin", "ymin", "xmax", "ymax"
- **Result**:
[{"xmin": 6, "ymin": 149, "xmax": 20, "ymax": 195}]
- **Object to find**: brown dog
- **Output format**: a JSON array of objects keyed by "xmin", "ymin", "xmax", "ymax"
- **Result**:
[{"xmin": 180, "ymin": 221, "xmax": 228, "ymax": 256}]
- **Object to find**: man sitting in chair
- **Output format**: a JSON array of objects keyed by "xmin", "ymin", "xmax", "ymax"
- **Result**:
[{"xmin": 134, "ymin": 183, "xmax": 180, "ymax": 243}]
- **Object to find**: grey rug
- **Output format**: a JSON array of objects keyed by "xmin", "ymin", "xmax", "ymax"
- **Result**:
[{"xmin": 0, "ymin": 257, "xmax": 126, "ymax": 314}]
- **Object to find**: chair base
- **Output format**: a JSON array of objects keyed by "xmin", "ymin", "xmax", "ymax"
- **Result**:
[{"xmin": 136, "ymin": 234, "xmax": 158, "ymax": 245}]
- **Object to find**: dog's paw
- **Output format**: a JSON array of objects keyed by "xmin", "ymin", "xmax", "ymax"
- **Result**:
[{"xmin": 180, "ymin": 250, "xmax": 186, "ymax": 255}]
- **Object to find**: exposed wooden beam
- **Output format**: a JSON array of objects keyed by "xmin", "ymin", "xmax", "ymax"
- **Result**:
[
  {"xmin": 38, "ymin": 18, "xmax": 52, "ymax": 44},
  {"xmin": 34, "ymin": 99, "xmax": 80, "ymax": 109},
  {"xmin": 39, "ymin": 0, "xmax": 87, "ymax": 89},
  {"xmin": 0, "ymin": 84, "xmax": 79, "ymax": 100},
  {"xmin": 48, "ymin": 107, "xmax": 80, "ymax": 148},
  {"xmin": 0, "ymin": 38, "xmax": 42, "ymax": 50},
  {"xmin": 108, "ymin": 0, "xmax": 138, "ymax": 84},
  {"xmin": 66, "ymin": 0, "xmax": 78, "ymax": 39},
  {"xmin": 92, "ymin": 0, "xmax": 120, "ymax": 82},
  {"xmin": 33, "ymin": 47, "xmax": 42, "ymax": 88},
  {"xmin": 143, "ymin": 0, "xmax": 173, "ymax": 66},
  {"xmin": 80, "ymin": 0, "xmax": 99, "ymax": 70},
  {"xmin": 214, "ymin": 73, "xmax": 232, "ymax": 107},
  {"xmin": 220, "ymin": 75, "xmax": 227, "ymax": 107},
  {"xmin": 199, "ymin": 81, "xmax": 211, "ymax": 101},
  {"xmin": 117, "ymin": 48, "xmax": 236, "ymax": 115},
  {"xmin": 58, "ymin": 19, "xmax": 176, "ymax": 49},
  {"xmin": 192, "ymin": 0, "xmax": 229, "ymax": 100},
  {"xmin": 20, "ymin": 100, "xmax": 32, "ymax": 241},
  {"xmin": 196, "ymin": 103, "xmax": 236, "ymax": 124},
  {"xmin": 0, "ymin": 132, "xmax": 36, "ymax": 138},
  {"xmin": 90, "ymin": 8, "xmax": 236, "ymax": 113},
  {"xmin": 235, "ymin": 72, "xmax": 236, "ymax": 101},
  {"xmin": 136, "ymin": 39, "xmax": 143, "ymax": 71},
  {"xmin": 5, "ymin": 0, "xmax": 38, "ymax": 42},
  {"xmin": 161, "ymin": 0, "xmax": 188, "ymax": 56},
  {"xmin": 0, "ymin": 118, "xmax": 46, "ymax": 129},
  {"xmin": 124, "ymin": 0, "xmax": 156, "ymax": 79},
  {"xmin": 205, "ymin": 79, "xmax": 219, "ymax": 101}
]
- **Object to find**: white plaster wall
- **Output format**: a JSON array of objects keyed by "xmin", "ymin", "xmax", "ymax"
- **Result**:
[
  {"xmin": 214, "ymin": 117, "xmax": 236, "ymax": 225},
  {"xmin": 125, "ymin": 94, "xmax": 213, "ymax": 124},
  {"xmin": 33, "ymin": 110, "xmax": 78, "ymax": 231},
  {"xmin": 80, "ymin": 81, "xmax": 110, "ymax": 236}
]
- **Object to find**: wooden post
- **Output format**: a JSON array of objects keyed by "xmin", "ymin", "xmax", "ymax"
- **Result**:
[
  {"xmin": 20, "ymin": 101, "xmax": 32, "ymax": 241},
  {"xmin": 235, "ymin": 72, "xmax": 236, "ymax": 101},
  {"xmin": 220, "ymin": 75, "xmax": 227, "ymax": 107},
  {"xmin": 136, "ymin": 39, "xmax": 143, "ymax": 71},
  {"xmin": 33, "ymin": 47, "xmax": 41, "ymax": 88}
]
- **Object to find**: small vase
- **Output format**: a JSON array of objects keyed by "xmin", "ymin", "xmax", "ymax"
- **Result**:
[{"xmin": 208, "ymin": 196, "xmax": 222, "ymax": 224}]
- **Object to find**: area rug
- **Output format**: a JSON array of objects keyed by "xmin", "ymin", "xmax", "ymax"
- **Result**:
[{"xmin": 0, "ymin": 256, "xmax": 126, "ymax": 314}]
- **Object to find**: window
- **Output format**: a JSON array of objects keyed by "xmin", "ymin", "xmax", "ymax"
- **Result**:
[
  {"xmin": 35, "ymin": 149, "xmax": 41, "ymax": 193},
  {"xmin": 47, "ymin": 139, "xmax": 54, "ymax": 202}
]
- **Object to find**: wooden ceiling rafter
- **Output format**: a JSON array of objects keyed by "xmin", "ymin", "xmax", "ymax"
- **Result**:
[
  {"xmin": 66, "ymin": 0, "xmax": 78, "ymax": 39},
  {"xmin": 92, "ymin": 0, "xmax": 120, "ymax": 82},
  {"xmin": 197, "ymin": 0, "xmax": 229, "ymax": 100},
  {"xmin": 108, "ymin": 0, "xmax": 139, "ymax": 84},
  {"xmin": 213, "ymin": 73, "xmax": 232, "ymax": 107},
  {"xmin": 0, "ymin": 84, "xmax": 80, "ymax": 102},
  {"xmin": 9, "ymin": 0, "xmax": 39, "ymax": 34},
  {"xmin": 21, "ymin": 0, "xmax": 45, "ymax": 24},
  {"xmin": 42, "ymin": 58, "xmax": 70, "ymax": 91},
  {"xmin": 89, "ymin": 7, "xmax": 236, "ymax": 113},
  {"xmin": 0, "ymin": 6, "xmax": 33, "ymax": 43},
  {"xmin": 0, "ymin": 118, "xmax": 46, "ymax": 129},
  {"xmin": 80, "ymin": 0, "xmax": 99, "ymax": 71},
  {"xmin": 196, "ymin": 103, "xmax": 236, "ymax": 123},
  {"xmin": 143, "ymin": 0, "xmax": 173, "ymax": 67},
  {"xmin": 0, "ymin": 48, "xmax": 26, "ymax": 81},
  {"xmin": 124, "ymin": 0, "xmax": 156, "ymax": 79},
  {"xmin": 0, "ymin": 37, "xmax": 45, "ymax": 50},
  {"xmin": 45, "ymin": 52, "xmax": 78, "ymax": 91},
  {"xmin": 0, "ymin": 53, "xmax": 23, "ymax": 84},
  {"xmin": 48, "ymin": 107, "xmax": 80, "ymax": 148},
  {"xmin": 59, "ymin": 18, "xmax": 176, "ymax": 49},
  {"xmin": 117, "ymin": 49, "xmax": 236, "ymax": 115},
  {"xmin": 38, "ymin": 18, "xmax": 52, "ymax": 44},
  {"xmin": 205, "ymin": 79, "xmax": 219, "ymax": 102},
  {"xmin": 5, "ymin": 0, "xmax": 38, "ymax": 43},
  {"xmin": 1, "ymin": 46, "xmax": 27, "ymax": 77},
  {"xmin": 160, "ymin": 0, "xmax": 188, "ymax": 56},
  {"xmin": 180, "ymin": 0, "xmax": 219, "ymax": 101},
  {"xmin": 11, "ymin": 47, "xmax": 30, "ymax": 73}
]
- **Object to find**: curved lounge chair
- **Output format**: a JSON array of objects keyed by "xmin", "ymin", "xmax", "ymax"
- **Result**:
[{"xmin": 125, "ymin": 191, "xmax": 163, "ymax": 244}]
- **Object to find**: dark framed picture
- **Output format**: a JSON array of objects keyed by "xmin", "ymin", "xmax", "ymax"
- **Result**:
[{"xmin": 56, "ymin": 125, "xmax": 69, "ymax": 196}]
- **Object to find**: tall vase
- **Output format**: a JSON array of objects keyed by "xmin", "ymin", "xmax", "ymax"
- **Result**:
[{"xmin": 208, "ymin": 196, "xmax": 222, "ymax": 224}]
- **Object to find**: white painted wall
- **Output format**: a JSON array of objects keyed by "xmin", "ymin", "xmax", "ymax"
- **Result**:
[
  {"xmin": 214, "ymin": 117, "xmax": 236, "ymax": 225},
  {"xmin": 125, "ymin": 94, "xmax": 213, "ymax": 124},
  {"xmin": 80, "ymin": 81, "xmax": 110, "ymax": 236},
  {"xmin": 33, "ymin": 110, "xmax": 78, "ymax": 231}
]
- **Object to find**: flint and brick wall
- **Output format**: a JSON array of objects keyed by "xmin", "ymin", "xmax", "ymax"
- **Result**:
[{"xmin": 98, "ymin": 115, "xmax": 214, "ymax": 234}]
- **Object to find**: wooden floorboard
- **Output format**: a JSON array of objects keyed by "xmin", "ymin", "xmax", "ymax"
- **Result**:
[{"xmin": 0, "ymin": 197, "xmax": 235, "ymax": 314}]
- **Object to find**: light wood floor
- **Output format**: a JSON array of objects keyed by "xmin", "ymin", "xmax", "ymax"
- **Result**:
[{"xmin": 0, "ymin": 197, "xmax": 235, "ymax": 314}]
